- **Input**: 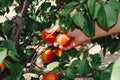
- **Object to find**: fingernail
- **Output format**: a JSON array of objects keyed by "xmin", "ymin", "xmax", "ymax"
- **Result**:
[
  {"xmin": 54, "ymin": 43, "xmax": 58, "ymax": 47},
  {"xmin": 59, "ymin": 46, "xmax": 63, "ymax": 49}
]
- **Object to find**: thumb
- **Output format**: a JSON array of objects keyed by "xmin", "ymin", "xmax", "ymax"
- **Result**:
[{"xmin": 61, "ymin": 40, "xmax": 75, "ymax": 50}]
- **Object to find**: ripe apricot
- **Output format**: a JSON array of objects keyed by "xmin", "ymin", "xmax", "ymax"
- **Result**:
[
  {"xmin": 54, "ymin": 47, "xmax": 62, "ymax": 57},
  {"xmin": 42, "ymin": 72, "xmax": 58, "ymax": 80},
  {"xmin": 41, "ymin": 49, "xmax": 54, "ymax": 63},
  {"xmin": 0, "ymin": 62, "xmax": 5, "ymax": 72},
  {"xmin": 56, "ymin": 33, "xmax": 72, "ymax": 47},
  {"xmin": 41, "ymin": 30, "xmax": 56, "ymax": 43}
]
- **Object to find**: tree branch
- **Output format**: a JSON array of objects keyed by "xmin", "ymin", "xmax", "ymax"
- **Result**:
[
  {"xmin": 12, "ymin": 0, "xmax": 30, "ymax": 45},
  {"xmin": 56, "ymin": 0, "xmax": 66, "ymax": 11}
]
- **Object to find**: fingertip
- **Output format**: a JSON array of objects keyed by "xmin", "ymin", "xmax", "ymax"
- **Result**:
[
  {"xmin": 59, "ymin": 45, "xmax": 63, "ymax": 49},
  {"xmin": 62, "ymin": 40, "xmax": 75, "ymax": 50},
  {"xmin": 72, "ymin": 39, "xmax": 76, "ymax": 47},
  {"xmin": 54, "ymin": 42, "xmax": 58, "ymax": 47},
  {"xmin": 47, "ymin": 42, "xmax": 53, "ymax": 46}
]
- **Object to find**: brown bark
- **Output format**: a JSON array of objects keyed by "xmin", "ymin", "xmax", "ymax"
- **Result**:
[{"xmin": 12, "ymin": 0, "xmax": 29, "ymax": 45}]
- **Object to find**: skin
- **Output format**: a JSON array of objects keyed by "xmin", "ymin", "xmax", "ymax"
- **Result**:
[{"xmin": 46, "ymin": 13, "xmax": 120, "ymax": 50}]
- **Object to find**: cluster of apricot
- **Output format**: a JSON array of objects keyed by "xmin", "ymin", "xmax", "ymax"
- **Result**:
[
  {"xmin": 40, "ymin": 29, "xmax": 72, "ymax": 80},
  {"xmin": 40, "ymin": 29, "xmax": 72, "ymax": 63}
]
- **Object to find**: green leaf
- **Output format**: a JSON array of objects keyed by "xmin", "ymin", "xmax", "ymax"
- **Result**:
[
  {"xmin": 90, "ymin": 54, "xmax": 101, "ymax": 62},
  {"xmin": 52, "ymin": 68, "xmax": 60, "ymax": 74},
  {"xmin": 10, "ymin": 63, "xmax": 23, "ymax": 80},
  {"xmin": 107, "ymin": 0, "xmax": 120, "ymax": 12},
  {"xmin": 70, "ymin": 59, "xmax": 79, "ymax": 67},
  {"xmin": 93, "ymin": 71, "xmax": 101, "ymax": 80},
  {"xmin": 83, "ymin": 19, "xmax": 95, "ymax": 37},
  {"xmin": 47, "ymin": 61, "xmax": 59, "ymax": 71},
  {"xmin": 70, "ymin": 9, "xmax": 77, "ymax": 18},
  {"xmin": 64, "ymin": 2, "xmax": 77, "ymax": 9},
  {"xmin": 72, "ymin": 12, "xmax": 85, "ymax": 29},
  {"xmin": 59, "ymin": 2, "xmax": 77, "ymax": 18},
  {"xmin": 0, "ymin": 40, "xmax": 17, "ymax": 55},
  {"xmin": 87, "ymin": 0, "xmax": 95, "ymax": 17},
  {"xmin": 0, "ymin": 47, "xmax": 7, "ymax": 64},
  {"xmin": 15, "ymin": 0, "xmax": 21, "ymax": 3},
  {"xmin": 41, "ymin": 2, "xmax": 51, "ymax": 11},
  {"xmin": 108, "ymin": 40, "xmax": 120, "ymax": 54},
  {"xmin": 0, "ymin": 0, "xmax": 13, "ymax": 8},
  {"xmin": 4, "ymin": 60, "xmax": 12, "ymax": 69},
  {"xmin": 59, "ymin": 15, "xmax": 72, "ymax": 32},
  {"xmin": 93, "ymin": 2, "xmax": 102, "ymax": 19},
  {"xmin": 111, "ymin": 58, "xmax": 120, "ymax": 80},
  {"xmin": 77, "ymin": 59, "xmax": 92, "ymax": 75},
  {"xmin": 26, "ymin": 18, "xmax": 40, "ymax": 33},
  {"xmin": 100, "ymin": 63, "xmax": 113, "ymax": 80},
  {"xmin": 65, "ymin": 67, "xmax": 76, "ymax": 79},
  {"xmin": 90, "ymin": 54, "xmax": 101, "ymax": 69},
  {"xmin": 8, "ymin": 50, "xmax": 20, "ymax": 62},
  {"xmin": 97, "ymin": 4, "xmax": 118, "ymax": 29},
  {"xmin": 32, "ymin": 67, "xmax": 43, "ymax": 75},
  {"xmin": 59, "ymin": 19, "xmax": 68, "ymax": 32},
  {"xmin": 4, "ymin": 76, "xmax": 11, "ymax": 80},
  {"xmin": 61, "ymin": 51, "xmax": 69, "ymax": 61},
  {"xmin": 1, "ymin": 21, "xmax": 11, "ymax": 34},
  {"xmin": 66, "ymin": 48, "xmax": 80, "ymax": 58}
]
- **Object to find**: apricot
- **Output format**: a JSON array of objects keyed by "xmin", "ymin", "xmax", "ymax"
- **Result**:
[
  {"xmin": 41, "ymin": 49, "xmax": 54, "ymax": 63},
  {"xmin": 42, "ymin": 72, "xmax": 58, "ymax": 80},
  {"xmin": 0, "ymin": 62, "xmax": 5, "ymax": 72},
  {"xmin": 56, "ymin": 33, "xmax": 72, "ymax": 47},
  {"xmin": 41, "ymin": 30, "xmax": 56, "ymax": 43},
  {"xmin": 54, "ymin": 47, "xmax": 62, "ymax": 57}
]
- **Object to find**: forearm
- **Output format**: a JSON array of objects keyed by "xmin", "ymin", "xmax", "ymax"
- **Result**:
[{"xmin": 94, "ymin": 13, "xmax": 120, "ymax": 38}]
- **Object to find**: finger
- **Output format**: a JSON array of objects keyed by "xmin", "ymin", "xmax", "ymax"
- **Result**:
[
  {"xmin": 54, "ymin": 42, "xmax": 59, "ymax": 47},
  {"xmin": 62, "ymin": 45, "xmax": 73, "ymax": 50},
  {"xmin": 46, "ymin": 25, "xmax": 60, "ymax": 33},
  {"xmin": 62, "ymin": 40, "xmax": 75, "ymax": 50},
  {"xmin": 47, "ymin": 42, "xmax": 54, "ymax": 46},
  {"xmin": 59, "ymin": 45, "xmax": 63, "ymax": 50}
]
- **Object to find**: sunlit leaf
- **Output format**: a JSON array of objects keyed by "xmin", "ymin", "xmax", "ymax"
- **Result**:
[
  {"xmin": 47, "ymin": 61, "xmax": 59, "ymax": 71},
  {"xmin": 0, "ymin": 47, "xmax": 7, "ymax": 64},
  {"xmin": 111, "ymin": 58, "xmax": 120, "ymax": 80}
]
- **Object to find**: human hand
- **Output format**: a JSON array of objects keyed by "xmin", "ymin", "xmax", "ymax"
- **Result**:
[{"xmin": 44, "ymin": 26, "xmax": 90, "ymax": 50}]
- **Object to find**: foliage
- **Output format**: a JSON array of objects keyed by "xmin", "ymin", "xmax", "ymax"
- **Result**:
[{"xmin": 0, "ymin": 0, "xmax": 120, "ymax": 80}]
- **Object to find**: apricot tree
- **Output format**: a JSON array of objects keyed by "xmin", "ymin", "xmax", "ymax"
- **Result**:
[{"xmin": 0, "ymin": 0, "xmax": 120, "ymax": 80}]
